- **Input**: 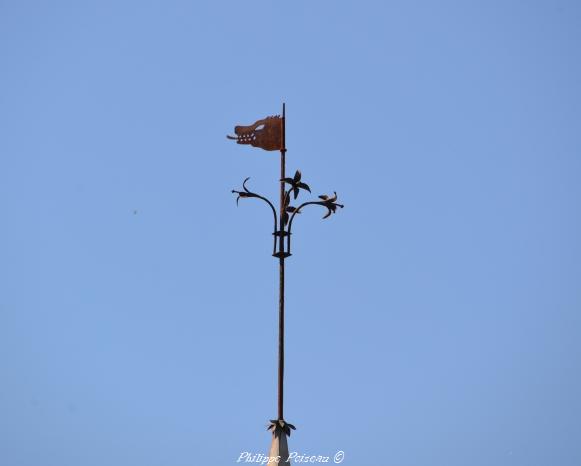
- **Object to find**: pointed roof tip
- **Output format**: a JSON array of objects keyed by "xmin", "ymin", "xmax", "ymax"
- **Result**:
[{"xmin": 268, "ymin": 428, "xmax": 291, "ymax": 465}]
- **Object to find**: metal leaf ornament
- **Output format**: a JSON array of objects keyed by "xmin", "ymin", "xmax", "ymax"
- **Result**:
[
  {"xmin": 282, "ymin": 199, "xmax": 301, "ymax": 227},
  {"xmin": 267, "ymin": 419, "xmax": 296, "ymax": 437},
  {"xmin": 280, "ymin": 170, "xmax": 310, "ymax": 225},
  {"xmin": 281, "ymin": 170, "xmax": 311, "ymax": 200}
]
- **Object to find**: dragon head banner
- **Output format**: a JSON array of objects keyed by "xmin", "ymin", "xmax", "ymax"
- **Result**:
[{"xmin": 227, "ymin": 115, "xmax": 283, "ymax": 151}]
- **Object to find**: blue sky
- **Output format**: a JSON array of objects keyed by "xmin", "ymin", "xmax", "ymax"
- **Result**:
[{"xmin": 1, "ymin": 1, "xmax": 580, "ymax": 465}]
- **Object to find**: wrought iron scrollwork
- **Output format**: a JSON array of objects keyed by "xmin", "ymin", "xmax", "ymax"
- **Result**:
[
  {"xmin": 232, "ymin": 170, "xmax": 343, "ymax": 257},
  {"xmin": 232, "ymin": 177, "xmax": 279, "ymax": 255}
]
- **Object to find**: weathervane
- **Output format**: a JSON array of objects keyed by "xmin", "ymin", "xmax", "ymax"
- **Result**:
[{"xmin": 228, "ymin": 104, "xmax": 343, "ymax": 464}]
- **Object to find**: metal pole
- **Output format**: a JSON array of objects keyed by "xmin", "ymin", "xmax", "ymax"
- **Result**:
[
  {"xmin": 229, "ymin": 103, "xmax": 342, "ymax": 434},
  {"xmin": 278, "ymin": 103, "xmax": 286, "ymax": 420}
]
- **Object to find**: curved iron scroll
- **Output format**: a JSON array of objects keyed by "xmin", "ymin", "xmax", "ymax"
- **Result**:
[
  {"xmin": 286, "ymin": 192, "xmax": 344, "ymax": 254},
  {"xmin": 232, "ymin": 177, "xmax": 279, "ymax": 255}
]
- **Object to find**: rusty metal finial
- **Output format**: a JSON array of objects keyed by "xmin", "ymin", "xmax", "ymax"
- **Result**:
[{"xmin": 228, "ymin": 104, "xmax": 343, "ymax": 456}]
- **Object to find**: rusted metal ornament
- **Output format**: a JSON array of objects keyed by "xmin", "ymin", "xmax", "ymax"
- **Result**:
[
  {"xmin": 228, "ymin": 106, "xmax": 343, "ymax": 466},
  {"xmin": 227, "ymin": 116, "xmax": 283, "ymax": 151}
]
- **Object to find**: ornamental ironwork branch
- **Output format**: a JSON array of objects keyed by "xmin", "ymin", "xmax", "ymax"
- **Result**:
[{"xmin": 232, "ymin": 169, "xmax": 343, "ymax": 257}]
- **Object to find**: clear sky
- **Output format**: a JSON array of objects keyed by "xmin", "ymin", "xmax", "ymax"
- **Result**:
[{"xmin": 1, "ymin": 1, "xmax": 580, "ymax": 465}]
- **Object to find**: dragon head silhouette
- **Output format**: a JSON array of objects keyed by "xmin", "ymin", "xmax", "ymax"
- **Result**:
[{"xmin": 227, "ymin": 115, "xmax": 282, "ymax": 151}]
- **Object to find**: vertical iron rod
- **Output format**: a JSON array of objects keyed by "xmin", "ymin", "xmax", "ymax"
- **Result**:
[{"xmin": 278, "ymin": 103, "xmax": 286, "ymax": 420}]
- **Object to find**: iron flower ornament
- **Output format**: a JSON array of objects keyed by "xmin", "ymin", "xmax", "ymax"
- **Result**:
[
  {"xmin": 231, "ymin": 169, "xmax": 343, "ymax": 256},
  {"xmin": 282, "ymin": 169, "xmax": 311, "ymax": 200}
]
